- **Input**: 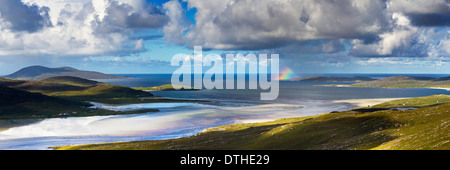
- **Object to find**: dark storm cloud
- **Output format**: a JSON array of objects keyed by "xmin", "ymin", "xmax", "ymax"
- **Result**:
[
  {"xmin": 130, "ymin": 35, "xmax": 164, "ymax": 41},
  {"xmin": 96, "ymin": 1, "xmax": 169, "ymax": 33},
  {"xmin": 127, "ymin": 4, "xmax": 169, "ymax": 28},
  {"xmin": 349, "ymin": 29, "xmax": 435, "ymax": 58},
  {"xmin": 408, "ymin": 13, "xmax": 450, "ymax": 26},
  {"xmin": 0, "ymin": 0, "xmax": 51, "ymax": 32}
]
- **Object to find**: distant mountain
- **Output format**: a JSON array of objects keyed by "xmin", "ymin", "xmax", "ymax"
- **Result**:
[
  {"xmin": 291, "ymin": 76, "xmax": 375, "ymax": 82},
  {"xmin": 4, "ymin": 65, "xmax": 130, "ymax": 80}
]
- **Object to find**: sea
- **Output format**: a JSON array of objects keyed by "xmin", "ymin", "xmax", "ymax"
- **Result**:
[{"xmin": 0, "ymin": 73, "xmax": 449, "ymax": 150}]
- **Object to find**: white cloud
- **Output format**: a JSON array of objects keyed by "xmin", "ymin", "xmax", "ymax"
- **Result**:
[
  {"xmin": 113, "ymin": 56, "xmax": 121, "ymax": 61},
  {"xmin": 440, "ymin": 38, "xmax": 450, "ymax": 55},
  {"xmin": 133, "ymin": 39, "xmax": 144, "ymax": 50},
  {"xmin": 433, "ymin": 60, "xmax": 445, "ymax": 67},
  {"xmin": 357, "ymin": 58, "xmax": 413, "ymax": 65},
  {"xmin": 350, "ymin": 13, "xmax": 418, "ymax": 56},
  {"xmin": 0, "ymin": 0, "xmax": 167, "ymax": 57},
  {"xmin": 163, "ymin": 0, "xmax": 188, "ymax": 45},
  {"xmin": 387, "ymin": 0, "xmax": 450, "ymax": 14}
]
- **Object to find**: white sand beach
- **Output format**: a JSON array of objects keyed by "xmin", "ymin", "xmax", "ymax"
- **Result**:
[
  {"xmin": 428, "ymin": 87, "xmax": 450, "ymax": 91},
  {"xmin": 333, "ymin": 98, "xmax": 406, "ymax": 108}
]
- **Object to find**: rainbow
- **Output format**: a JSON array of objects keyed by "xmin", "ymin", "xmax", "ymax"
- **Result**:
[{"xmin": 278, "ymin": 67, "xmax": 295, "ymax": 80}]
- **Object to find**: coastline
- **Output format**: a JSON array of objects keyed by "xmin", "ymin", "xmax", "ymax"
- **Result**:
[
  {"xmin": 3, "ymin": 95, "xmax": 444, "ymax": 150},
  {"xmin": 428, "ymin": 87, "xmax": 450, "ymax": 91},
  {"xmin": 50, "ymin": 98, "xmax": 404, "ymax": 150},
  {"xmin": 332, "ymin": 98, "xmax": 407, "ymax": 108},
  {"xmin": 222, "ymin": 98, "xmax": 407, "ymax": 124},
  {"xmin": 51, "ymin": 94, "xmax": 450, "ymax": 150},
  {"xmin": 316, "ymin": 84, "xmax": 450, "ymax": 91},
  {"xmin": 0, "ymin": 102, "xmax": 307, "ymax": 148}
]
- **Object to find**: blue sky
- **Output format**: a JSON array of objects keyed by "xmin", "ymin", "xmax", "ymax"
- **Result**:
[{"xmin": 0, "ymin": 0, "xmax": 449, "ymax": 76}]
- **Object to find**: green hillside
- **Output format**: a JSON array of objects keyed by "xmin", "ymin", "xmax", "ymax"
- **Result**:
[
  {"xmin": 55, "ymin": 95, "xmax": 450, "ymax": 150},
  {"xmin": 0, "ymin": 76, "xmax": 154, "ymax": 103},
  {"xmin": 0, "ymin": 76, "xmax": 209, "ymax": 119},
  {"xmin": 292, "ymin": 76, "xmax": 375, "ymax": 82},
  {"xmin": 40, "ymin": 76, "xmax": 99, "ymax": 86},
  {"xmin": 132, "ymin": 84, "xmax": 200, "ymax": 91},
  {"xmin": 0, "ymin": 85, "xmax": 90, "ymax": 119},
  {"xmin": 0, "ymin": 84, "xmax": 159, "ymax": 120},
  {"xmin": 350, "ymin": 76, "xmax": 450, "ymax": 89}
]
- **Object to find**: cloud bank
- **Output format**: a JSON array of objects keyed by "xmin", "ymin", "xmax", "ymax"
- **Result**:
[
  {"xmin": 0, "ymin": 0, "xmax": 449, "ymax": 74},
  {"xmin": 165, "ymin": 0, "xmax": 388, "ymax": 50},
  {"xmin": 0, "ymin": 0, "xmax": 168, "ymax": 57},
  {"xmin": 163, "ymin": 0, "xmax": 449, "ymax": 59}
]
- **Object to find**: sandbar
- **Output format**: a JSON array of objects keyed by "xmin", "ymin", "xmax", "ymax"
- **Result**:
[{"xmin": 333, "ymin": 98, "xmax": 406, "ymax": 108}]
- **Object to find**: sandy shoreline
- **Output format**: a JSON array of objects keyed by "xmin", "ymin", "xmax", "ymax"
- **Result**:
[
  {"xmin": 428, "ymin": 87, "xmax": 450, "ymax": 91},
  {"xmin": 0, "ymin": 99, "xmax": 400, "ymax": 134},
  {"xmin": 0, "ymin": 98, "xmax": 407, "ymax": 149},
  {"xmin": 242, "ymin": 98, "xmax": 406, "ymax": 123},
  {"xmin": 333, "ymin": 98, "xmax": 406, "ymax": 108}
]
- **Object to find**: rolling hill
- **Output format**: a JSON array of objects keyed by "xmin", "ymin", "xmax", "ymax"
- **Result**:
[
  {"xmin": 4, "ymin": 65, "xmax": 130, "ymax": 80},
  {"xmin": 0, "ymin": 76, "xmax": 153, "ymax": 101},
  {"xmin": 0, "ymin": 76, "xmax": 161, "ymax": 119},
  {"xmin": 0, "ymin": 85, "xmax": 91, "ymax": 119},
  {"xmin": 0, "ymin": 76, "xmax": 206, "ymax": 117},
  {"xmin": 132, "ymin": 84, "xmax": 200, "ymax": 91}
]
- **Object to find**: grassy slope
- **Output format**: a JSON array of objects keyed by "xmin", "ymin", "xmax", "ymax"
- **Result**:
[
  {"xmin": 0, "ymin": 76, "xmax": 210, "ymax": 120},
  {"xmin": 132, "ymin": 84, "xmax": 200, "ymax": 91},
  {"xmin": 350, "ymin": 76, "xmax": 450, "ymax": 88},
  {"xmin": 31, "ymin": 76, "xmax": 153, "ymax": 99},
  {"xmin": 0, "ymin": 76, "xmax": 154, "ymax": 103},
  {"xmin": 0, "ymin": 85, "xmax": 89, "ymax": 119},
  {"xmin": 56, "ymin": 95, "xmax": 450, "ymax": 150},
  {"xmin": 1, "ymin": 77, "xmax": 204, "ymax": 105},
  {"xmin": 0, "ymin": 85, "xmax": 159, "ymax": 120},
  {"xmin": 292, "ymin": 76, "xmax": 375, "ymax": 82}
]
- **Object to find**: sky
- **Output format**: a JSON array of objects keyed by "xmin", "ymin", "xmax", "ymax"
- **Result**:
[{"xmin": 0, "ymin": 0, "xmax": 449, "ymax": 76}]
